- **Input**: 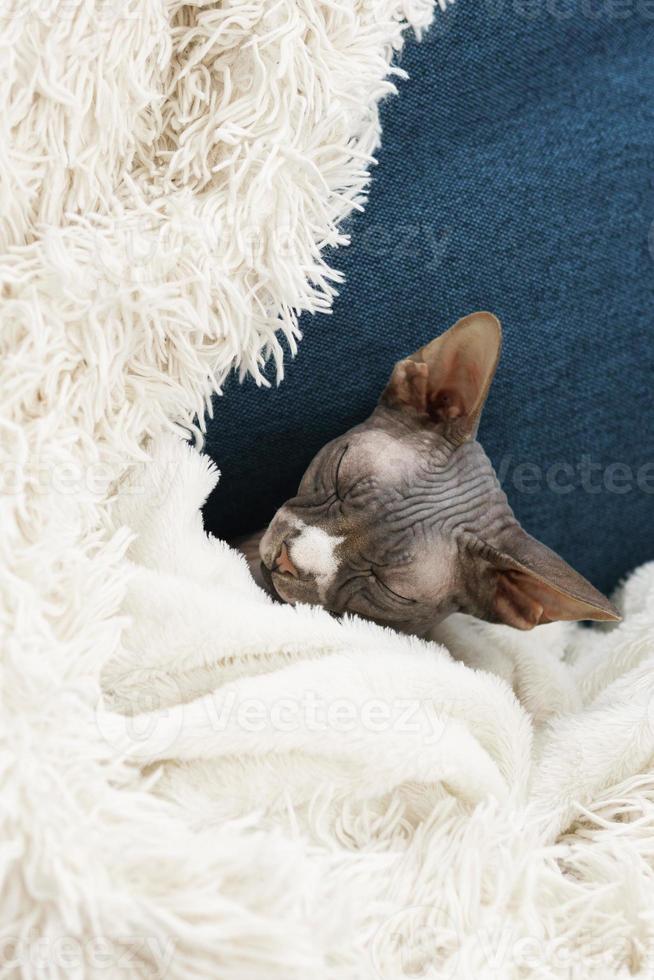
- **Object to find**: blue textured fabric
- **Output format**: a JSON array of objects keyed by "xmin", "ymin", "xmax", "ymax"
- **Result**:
[{"xmin": 203, "ymin": 1, "xmax": 654, "ymax": 595}]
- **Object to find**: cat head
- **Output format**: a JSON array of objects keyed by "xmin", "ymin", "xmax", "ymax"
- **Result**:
[{"xmin": 260, "ymin": 313, "xmax": 619, "ymax": 635}]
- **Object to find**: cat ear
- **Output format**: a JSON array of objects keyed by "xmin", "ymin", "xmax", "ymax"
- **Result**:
[
  {"xmin": 381, "ymin": 312, "xmax": 502, "ymax": 441},
  {"xmin": 466, "ymin": 527, "xmax": 621, "ymax": 630}
]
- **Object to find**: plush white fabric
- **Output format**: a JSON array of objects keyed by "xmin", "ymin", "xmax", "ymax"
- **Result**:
[
  {"xmin": 2, "ymin": 0, "xmax": 654, "ymax": 976},
  {"xmin": 103, "ymin": 436, "xmax": 654, "ymax": 979}
]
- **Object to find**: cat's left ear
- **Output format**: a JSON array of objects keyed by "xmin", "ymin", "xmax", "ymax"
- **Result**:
[
  {"xmin": 381, "ymin": 311, "xmax": 502, "ymax": 442},
  {"xmin": 464, "ymin": 526, "xmax": 621, "ymax": 629}
]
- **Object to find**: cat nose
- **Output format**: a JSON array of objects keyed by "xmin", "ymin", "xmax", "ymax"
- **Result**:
[{"xmin": 274, "ymin": 542, "xmax": 299, "ymax": 577}]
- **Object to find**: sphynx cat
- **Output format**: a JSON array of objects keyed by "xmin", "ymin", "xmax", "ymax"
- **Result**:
[{"xmin": 243, "ymin": 313, "xmax": 619, "ymax": 636}]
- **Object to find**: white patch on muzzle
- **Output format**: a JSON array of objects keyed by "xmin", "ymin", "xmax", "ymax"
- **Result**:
[{"xmin": 288, "ymin": 522, "xmax": 344, "ymax": 600}]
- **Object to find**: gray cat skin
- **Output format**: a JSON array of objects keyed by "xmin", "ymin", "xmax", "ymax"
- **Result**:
[{"xmin": 260, "ymin": 313, "xmax": 620, "ymax": 636}]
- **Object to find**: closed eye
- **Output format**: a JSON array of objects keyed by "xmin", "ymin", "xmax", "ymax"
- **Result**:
[
  {"xmin": 372, "ymin": 573, "xmax": 416, "ymax": 605},
  {"xmin": 334, "ymin": 445, "xmax": 349, "ymax": 501}
]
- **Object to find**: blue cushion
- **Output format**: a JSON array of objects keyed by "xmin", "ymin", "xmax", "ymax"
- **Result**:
[{"xmin": 203, "ymin": 2, "xmax": 654, "ymax": 595}]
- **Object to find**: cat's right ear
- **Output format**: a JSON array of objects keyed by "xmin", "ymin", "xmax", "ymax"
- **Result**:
[{"xmin": 380, "ymin": 312, "xmax": 502, "ymax": 443}]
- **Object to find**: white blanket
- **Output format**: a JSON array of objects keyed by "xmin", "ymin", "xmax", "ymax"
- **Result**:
[
  {"xmin": 100, "ymin": 436, "xmax": 654, "ymax": 979},
  {"xmin": 3, "ymin": 0, "xmax": 654, "ymax": 975}
]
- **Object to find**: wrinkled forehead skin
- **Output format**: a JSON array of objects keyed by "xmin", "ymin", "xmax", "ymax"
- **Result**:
[
  {"xmin": 260, "ymin": 313, "xmax": 620, "ymax": 635},
  {"xmin": 261, "ymin": 408, "xmax": 507, "ymax": 634}
]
